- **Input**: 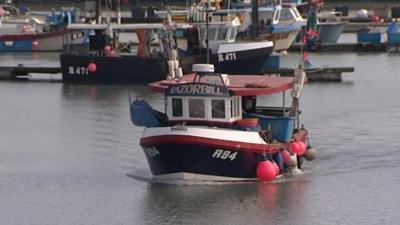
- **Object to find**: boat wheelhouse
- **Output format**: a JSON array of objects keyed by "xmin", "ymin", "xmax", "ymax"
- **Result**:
[
  {"xmin": 182, "ymin": 18, "xmax": 274, "ymax": 75},
  {"xmin": 131, "ymin": 64, "xmax": 316, "ymax": 181},
  {"xmin": 156, "ymin": 3, "xmax": 301, "ymax": 52}
]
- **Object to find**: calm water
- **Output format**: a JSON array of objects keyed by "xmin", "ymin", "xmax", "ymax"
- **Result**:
[{"xmin": 1, "ymin": 51, "xmax": 400, "ymax": 225}]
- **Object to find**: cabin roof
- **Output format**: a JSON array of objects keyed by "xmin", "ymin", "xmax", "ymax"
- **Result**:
[{"xmin": 149, "ymin": 73, "xmax": 294, "ymax": 96}]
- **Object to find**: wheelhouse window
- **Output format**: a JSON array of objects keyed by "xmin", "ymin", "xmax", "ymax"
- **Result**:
[
  {"xmin": 208, "ymin": 27, "xmax": 217, "ymax": 40},
  {"xmin": 230, "ymin": 97, "xmax": 240, "ymax": 118},
  {"xmin": 189, "ymin": 99, "xmax": 205, "ymax": 118},
  {"xmin": 218, "ymin": 27, "xmax": 228, "ymax": 40},
  {"xmin": 274, "ymin": 11, "xmax": 280, "ymax": 22},
  {"xmin": 172, "ymin": 98, "xmax": 183, "ymax": 117},
  {"xmin": 212, "ymin": 99, "xmax": 225, "ymax": 118},
  {"xmin": 280, "ymin": 8, "xmax": 294, "ymax": 21},
  {"xmin": 230, "ymin": 27, "xmax": 237, "ymax": 41}
]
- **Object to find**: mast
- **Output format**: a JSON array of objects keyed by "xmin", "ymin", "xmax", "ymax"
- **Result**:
[
  {"xmin": 251, "ymin": 0, "xmax": 259, "ymax": 39},
  {"xmin": 206, "ymin": 0, "xmax": 210, "ymax": 64},
  {"xmin": 96, "ymin": 0, "xmax": 101, "ymax": 24}
]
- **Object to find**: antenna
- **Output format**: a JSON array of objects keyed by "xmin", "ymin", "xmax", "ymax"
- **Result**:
[{"xmin": 206, "ymin": 0, "xmax": 211, "ymax": 64}]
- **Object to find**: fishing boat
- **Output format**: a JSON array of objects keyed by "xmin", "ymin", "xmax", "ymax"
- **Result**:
[
  {"xmin": 156, "ymin": 1, "xmax": 302, "ymax": 53},
  {"xmin": 130, "ymin": 64, "xmax": 317, "ymax": 181},
  {"xmin": 0, "ymin": 4, "xmax": 86, "ymax": 51},
  {"xmin": 293, "ymin": 1, "xmax": 345, "ymax": 44},
  {"xmin": 60, "ymin": 18, "xmax": 273, "ymax": 83}
]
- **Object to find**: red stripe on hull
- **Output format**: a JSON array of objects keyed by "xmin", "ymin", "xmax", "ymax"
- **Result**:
[{"xmin": 140, "ymin": 135, "xmax": 283, "ymax": 153}]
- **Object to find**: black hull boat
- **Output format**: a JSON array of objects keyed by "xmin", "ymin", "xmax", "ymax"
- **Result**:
[
  {"xmin": 131, "ymin": 64, "xmax": 317, "ymax": 182},
  {"xmin": 60, "ymin": 42, "xmax": 273, "ymax": 83},
  {"xmin": 60, "ymin": 54, "xmax": 169, "ymax": 83},
  {"xmin": 60, "ymin": 18, "xmax": 273, "ymax": 83},
  {"xmin": 61, "ymin": 41, "xmax": 273, "ymax": 83},
  {"xmin": 140, "ymin": 126, "xmax": 308, "ymax": 181}
]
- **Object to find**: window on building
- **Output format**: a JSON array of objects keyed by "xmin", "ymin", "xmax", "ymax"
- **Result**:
[
  {"xmin": 172, "ymin": 98, "xmax": 183, "ymax": 117},
  {"xmin": 189, "ymin": 99, "xmax": 205, "ymax": 118},
  {"xmin": 212, "ymin": 99, "xmax": 225, "ymax": 118}
]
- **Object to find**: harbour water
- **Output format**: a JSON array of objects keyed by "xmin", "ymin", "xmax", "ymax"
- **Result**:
[{"xmin": 1, "ymin": 50, "xmax": 400, "ymax": 225}]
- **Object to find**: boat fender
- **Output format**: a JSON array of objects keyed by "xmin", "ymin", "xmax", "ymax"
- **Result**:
[
  {"xmin": 175, "ymin": 67, "xmax": 183, "ymax": 79},
  {"xmin": 304, "ymin": 147, "xmax": 317, "ymax": 161},
  {"xmin": 290, "ymin": 141, "xmax": 306, "ymax": 156},
  {"xmin": 271, "ymin": 161, "xmax": 280, "ymax": 176},
  {"xmin": 287, "ymin": 154, "xmax": 298, "ymax": 168},
  {"xmin": 281, "ymin": 149, "xmax": 291, "ymax": 164},
  {"xmin": 87, "ymin": 63, "xmax": 97, "ymax": 73},
  {"xmin": 167, "ymin": 60, "xmax": 175, "ymax": 79},
  {"xmin": 256, "ymin": 160, "xmax": 276, "ymax": 181}
]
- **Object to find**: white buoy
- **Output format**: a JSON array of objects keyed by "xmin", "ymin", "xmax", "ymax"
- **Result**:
[
  {"xmin": 304, "ymin": 147, "xmax": 317, "ymax": 161},
  {"xmin": 167, "ymin": 60, "xmax": 175, "ymax": 79},
  {"xmin": 175, "ymin": 67, "xmax": 183, "ymax": 79},
  {"xmin": 356, "ymin": 9, "xmax": 369, "ymax": 19},
  {"xmin": 287, "ymin": 154, "xmax": 298, "ymax": 168}
]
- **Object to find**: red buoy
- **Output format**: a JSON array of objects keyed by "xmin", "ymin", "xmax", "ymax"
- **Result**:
[
  {"xmin": 256, "ymin": 160, "xmax": 276, "ymax": 181},
  {"xmin": 297, "ymin": 141, "xmax": 307, "ymax": 156},
  {"xmin": 281, "ymin": 150, "xmax": 291, "ymax": 164},
  {"xmin": 21, "ymin": 25, "xmax": 28, "ymax": 33},
  {"xmin": 87, "ymin": 63, "xmax": 97, "ymax": 73},
  {"xmin": 290, "ymin": 142, "xmax": 300, "ymax": 154},
  {"xmin": 109, "ymin": 50, "xmax": 117, "ymax": 57},
  {"xmin": 104, "ymin": 45, "xmax": 112, "ymax": 53},
  {"xmin": 272, "ymin": 161, "xmax": 280, "ymax": 176},
  {"xmin": 371, "ymin": 15, "xmax": 380, "ymax": 23},
  {"xmin": 32, "ymin": 40, "xmax": 39, "ymax": 48}
]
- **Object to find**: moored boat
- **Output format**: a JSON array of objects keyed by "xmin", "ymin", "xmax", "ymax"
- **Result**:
[
  {"xmin": 130, "ymin": 64, "xmax": 317, "ymax": 181},
  {"xmin": 0, "ymin": 4, "xmax": 86, "ymax": 51},
  {"xmin": 60, "ymin": 18, "xmax": 274, "ymax": 83}
]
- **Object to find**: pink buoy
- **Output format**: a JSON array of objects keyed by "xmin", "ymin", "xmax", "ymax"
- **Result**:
[
  {"xmin": 104, "ymin": 45, "xmax": 112, "ymax": 52},
  {"xmin": 256, "ymin": 160, "xmax": 276, "ymax": 181},
  {"xmin": 290, "ymin": 142, "xmax": 301, "ymax": 154},
  {"xmin": 281, "ymin": 150, "xmax": 291, "ymax": 164},
  {"xmin": 87, "ymin": 63, "xmax": 97, "ymax": 73},
  {"xmin": 371, "ymin": 15, "xmax": 380, "ymax": 23},
  {"xmin": 272, "ymin": 161, "xmax": 280, "ymax": 176},
  {"xmin": 297, "ymin": 141, "xmax": 307, "ymax": 156},
  {"xmin": 0, "ymin": 8, "xmax": 6, "ymax": 17},
  {"xmin": 109, "ymin": 50, "xmax": 117, "ymax": 57},
  {"xmin": 32, "ymin": 40, "xmax": 39, "ymax": 48},
  {"xmin": 21, "ymin": 26, "xmax": 28, "ymax": 33}
]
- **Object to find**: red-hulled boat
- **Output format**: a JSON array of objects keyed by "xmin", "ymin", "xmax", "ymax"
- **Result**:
[{"xmin": 130, "ymin": 64, "xmax": 317, "ymax": 181}]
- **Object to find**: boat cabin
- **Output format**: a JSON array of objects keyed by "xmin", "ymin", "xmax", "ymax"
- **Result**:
[
  {"xmin": 164, "ymin": 64, "xmax": 240, "ymax": 125},
  {"xmin": 148, "ymin": 64, "xmax": 298, "ymax": 143},
  {"xmin": 146, "ymin": 64, "xmax": 298, "ymax": 142},
  {"xmin": 166, "ymin": 83, "xmax": 242, "ymax": 124},
  {"xmin": 186, "ymin": 19, "xmax": 240, "ymax": 55}
]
